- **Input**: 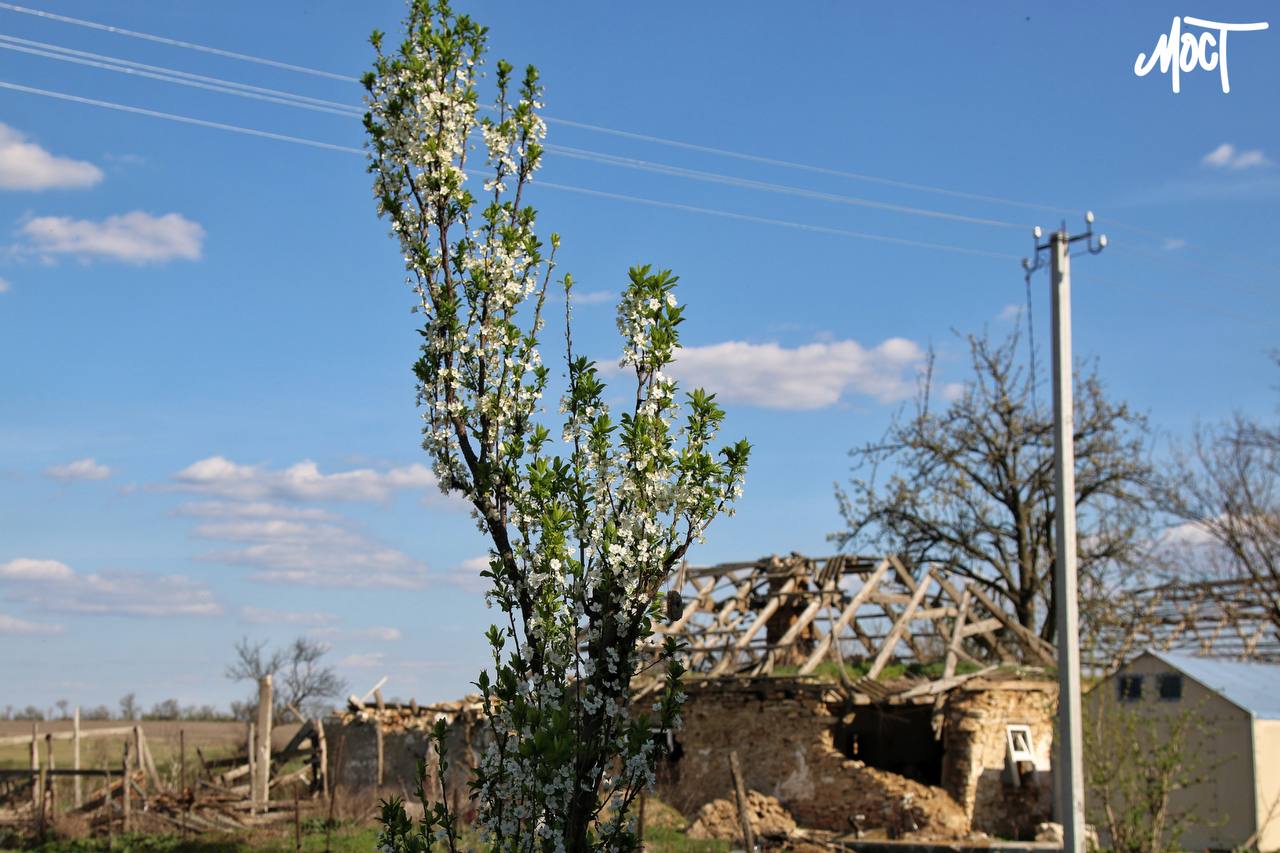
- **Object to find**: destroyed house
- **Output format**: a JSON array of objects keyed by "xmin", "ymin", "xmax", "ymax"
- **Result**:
[{"xmin": 327, "ymin": 554, "xmax": 1061, "ymax": 840}]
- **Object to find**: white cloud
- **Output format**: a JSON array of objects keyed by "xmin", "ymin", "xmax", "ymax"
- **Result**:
[
  {"xmin": 572, "ymin": 290, "xmax": 615, "ymax": 306},
  {"xmin": 940, "ymin": 382, "xmax": 966, "ymax": 402},
  {"xmin": 313, "ymin": 625, "xmax": 402, "ymax": 642},
  {"xmin": 20, "ymin": 211, "xmax": 204, "ymax": 264},
  {"xmin": 188, "ymin": 505, "xmax": 428, "ymax": 588},
  {"xmin": 0, "ymin": 124, "xmax": 103, "ymax": 191},
  {"xmin": 997, "ymin": 304, "xmax": 1024, "ymax": 322},
  {"xmin": 165, "ymin": 458, "xmax": 444, "ymax": 588},
  {"xmin": 0, "ymin": 558, "xmax": 74, "ymax": 580},
  {"xmin": 171, "ymin": 457, "xmax": 437, "ymax": 503},
  {"xmin": 1202, "ymin": 143, "xmax": 1271, "ymax": 170},
  {"xmin": 0, "ymin": 613, "xmax": 64, "ymax": 635},
  {"xmin": 439, "ymin": 555, "xmax": 491, "ymax": 593},
  {"xmin": 173, "ymin": 500, "xmax": 336, "ymax": 522},
  {"xmin": 44, "ymin": 457, "xmax": 112, "ymax": 482},
  {"xmin": 339, "ymin": 652, "xmax": 445, "ymax": 672},
  {"xmin": 1159, "ymin": 519, "xmax": 1218, "ymax": 547},
  {"xmin": 0, "ymin": 277, "xmax": 10, "ymax": 294},
  {"xmin": 339, "ymin": 652, "xmax": 385, "ymax": 668},
  {"xmin": 1, "ymin": 557, "xmax": 221, "ymax": 617},
  {"xmin": 1162, "ymin": 238, "xmax": 1187, "ymax": 251},
  {"xmin": 239, "ymin": 606, "xmax": 339, "ymax": 626},
  {"xmin": 665, "ymin": 337, "xmax": 927, "ymax": 409}
]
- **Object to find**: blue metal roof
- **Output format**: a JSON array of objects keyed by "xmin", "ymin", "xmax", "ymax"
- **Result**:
[{"xmin": 1147, "ymin": 650, "xmax": 1280, "ymax": 720}]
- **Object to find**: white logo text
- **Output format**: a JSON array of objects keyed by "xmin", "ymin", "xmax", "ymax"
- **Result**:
[{"xmin": 1134, "ymin": 16, "xmax": 1268, "ymax": 93}]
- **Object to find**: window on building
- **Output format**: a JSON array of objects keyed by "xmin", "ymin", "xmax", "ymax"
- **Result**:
[
  {"xmin": 1117, "ymin": 674, "xmax": 1143, "ymax": 702},
  {"xmin": 1006, "ymin": 725, "xmax": 1035, "ymax": 763},
  {"xmin": 1004, "ymin": 725, "xmax": 1037, "ymax": 788},
  {"xmin": 1157, "ymin": 673, "xmax": 1183, "ymax": 701}
]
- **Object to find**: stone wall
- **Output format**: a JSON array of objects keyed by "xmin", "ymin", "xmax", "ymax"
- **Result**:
[
  {"xmin": 656, "ymin": 677, "xmax": 1056, "ymax": 839},
  {"xmin": 326, "ymin": 699, "xmax": 486, "ymax": 818},
  {"xmin": 941, "ymin": 680, "xmax": 1056, "ymax": 838},
  {"xmin": 325, "ymin": 677, "xmax": 1057, "ymax": 840},
  {"xmin": 655, "ymin": 680, "xmax": 970, "ymax": 838}
]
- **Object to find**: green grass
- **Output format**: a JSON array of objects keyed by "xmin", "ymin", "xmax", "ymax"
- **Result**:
[
  {"xmin": 6, "ymin": 825, "xmax": 716, "ymax": 853},
  {"xmin": 1, "ymin": 825, "xmax": 381, "ymax": 853},
  {"xmin": 641, "ymin": 826, "xmax": 729, "ymax": 853}
]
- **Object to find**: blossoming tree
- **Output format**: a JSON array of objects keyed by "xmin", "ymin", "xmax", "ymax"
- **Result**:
[{"xmin": 363, "ymin": 3, "xmax": 749, "ymax": 850}]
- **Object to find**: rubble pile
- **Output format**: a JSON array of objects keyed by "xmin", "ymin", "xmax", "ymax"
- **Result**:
[
  {"xmin": 339, "ymin": 695, "xmax": 484, "ymax": 733},
  {"xmin": 686, "ymin": 790, "xmax": 797, "ymax": 842}
]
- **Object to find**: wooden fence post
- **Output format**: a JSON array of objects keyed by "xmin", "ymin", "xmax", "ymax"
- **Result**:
[
  {"xmin": 247, "ymin": 722, "xmax": 257, "ymax": 803},
  {"xmin": 180, "ymin": 729, "xmax": 186, "ymax": 795},
  {"xmin": 29, "ymin": 723, "xmax": 39, "ymax": 813},
  {"xmin": 729, "ymin": 751, "xmax": 755, "ymax": 853},
  {"xmin": 121, "ymin": 740, "xmax": 132, "ymax": 833},
  {"xmin": 312, "ymin": 718, "xmax": 328, "ymax": 799},
  {"xmin": 73, "ymin": 705, "xmax": 82, "ymax": 808},
  {"xmin": 255, "ymin": 675, "xmax": 273, "ymax": 810},
  {"xmin": 139, "ymin": 729, "xmax": 160, "ymax": 789},
  {"xmin": 375, "ymin": 720, "xmax": 384, "ymax": 789},
  {"xmin": 132, "ymin": 726, "xmax": 145, "ymax": 791},
  {"xmin": 45, "ymin": 733, "xmax": 56, "ymax": 816},
  {"xmin": 37, "ymin": 764, "xmax": 46, "ymax": 838},
  {"xmin": 104, "ymin": 767, "xmax": 114, "ymax": 846}
]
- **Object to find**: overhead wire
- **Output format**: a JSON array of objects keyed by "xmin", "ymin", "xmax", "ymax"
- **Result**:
[
  {"xmin": 0, "ymin": 1, "xmax": 354, "ymax": 81},
  {"xmin": 0, "ymin": 1, "xmax": 1088, "ymax": 218},
  {"xmin": 1, "ymin": 3, "xmax": 1274, "ymax": 305},
  {"xmin": 3, "ymin": 34, "xmax": 1029, "ymax": 231},
  {"xmin": 0, "ymin": 79, "xmax": 1021, "ymax": 261}
]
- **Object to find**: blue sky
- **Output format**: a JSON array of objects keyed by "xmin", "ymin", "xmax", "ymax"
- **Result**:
[{"xmin": 1, "ymin": 1, "xmax": 1276, "ymax": 712}]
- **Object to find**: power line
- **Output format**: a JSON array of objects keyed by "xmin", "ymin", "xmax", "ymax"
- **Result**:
[
  {"xmin": 2, "ymin": 35, "xmax": 1030, "ymax": 231},
  {"xmin": 0, "ymin": 37, "xmax": 359, "ymax": 117},
  {"xmin": 3, "ymin": 7, "xmax": 1272, "ymax": 291},
  {"xmin": 542, "ymin": 114, "xmax": 1077, "ymax": 218},
  {"xmin": 533, "ymin": 183, "xmax": 1021, "ymax": 259},
  {"xmin": 14, "ymin": 0, "xmax": 1268, "ymax": 273},
  {"xmin": 544, "ymin": 145, "xmax": 1026, "ymax": 229},
  {"xmin": 0, "ymin": 80, "xmax": 365, "ymax": 154},
  {"xmin": 0, "ymin": 1, "xmax": 1083, "ymax": 218},
  {"xmin": 0, "ymin": 1, "xmax": 353, "ymax": 81},
  {"xmin": 0, "ymin": 34, "xmax": 360, "ymax": 113},
  {"xmin": 0, "ymin": 79, "xmax": 1020, "ymax": 261}
]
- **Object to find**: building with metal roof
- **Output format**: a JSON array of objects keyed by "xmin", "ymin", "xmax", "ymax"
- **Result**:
[{"xmin": 1091, "ymin": 650, "xmax": 1280, "ymax": 851}]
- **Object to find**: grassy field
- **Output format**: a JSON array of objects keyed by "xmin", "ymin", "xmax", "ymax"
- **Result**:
[{"xmin": 0, "ymin": 722, "xmax": 304, "ymax": 774}]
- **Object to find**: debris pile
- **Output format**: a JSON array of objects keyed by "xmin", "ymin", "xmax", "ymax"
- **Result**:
[
  {"xmin": 339, "ymin": 695, "xmax": 484, "ymax": 733},
  {"xmin": 686, "ymin": 791, "xmax": 797, "ymax": 843}
]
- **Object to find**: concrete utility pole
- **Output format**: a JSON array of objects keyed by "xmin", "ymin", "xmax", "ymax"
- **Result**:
[{"xmin": 1023, "ymin": 215, "xmax": 1106, "ymax": 853}]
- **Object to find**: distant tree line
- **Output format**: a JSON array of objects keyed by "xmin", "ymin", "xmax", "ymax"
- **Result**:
[
  {"xmin": 3, "ymin": 634, "xmax": 346, "ymax": 723},
  {"xmin": 0, "ymin": 695, "xmax": 236, "ymax": 722}
]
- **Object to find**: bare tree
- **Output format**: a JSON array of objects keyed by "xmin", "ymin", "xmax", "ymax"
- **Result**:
[
  {"xmin": 279, "ymin": 637, "xmax": 346, "ymax": 719},
  {"xmin": 1085, "ymin": 699, "xmax": 1222, "ymax": 852},
  {"xmin": 225, "ymin": 636, "xmax": 286, "ymax": 682},
  {"xmin": 833, "ymin": 330, "xmax": 1152, "ymax": 654},
  {"xmin": 1159, "ymin": 410, "xmax": 1280, "ymax": 632},
  {"xmin": 118, "ymin": 692, "xmax": 139, "ymax": 721},
  {"xmin": 226, "ymin": 636, "xmax": 346, "ymax": 720}
]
